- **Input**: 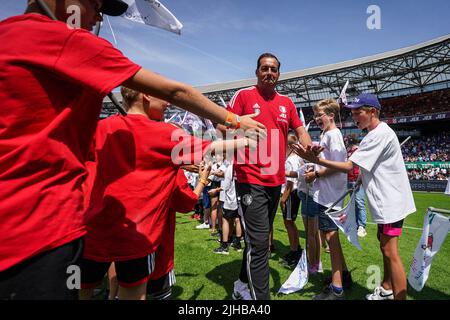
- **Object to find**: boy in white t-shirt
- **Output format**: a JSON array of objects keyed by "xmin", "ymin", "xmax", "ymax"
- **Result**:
[
  {"xmin": 280, "ymin": 133, "xmax": 304, "ymax": 267},
  {"xmin": 304, "ymin": 99, "xmax": 350, "ymax": 300},
  {"xmin": 295, "ymin": 93, "xmax": 416, "ymax": 300}
]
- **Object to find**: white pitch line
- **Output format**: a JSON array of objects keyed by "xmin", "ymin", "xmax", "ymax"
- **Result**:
[{"xmin": 275, "ymin": 212, "xmax": 424, "ymax": 231}]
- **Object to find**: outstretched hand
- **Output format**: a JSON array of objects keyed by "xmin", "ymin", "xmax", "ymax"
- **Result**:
[
  {"xmin": 292, "ymin": 144, "xmax": 323, "ymax": 163},
  {"xmin": 240, "ymin": 113, "xmax": 267, "ymax": 140}
]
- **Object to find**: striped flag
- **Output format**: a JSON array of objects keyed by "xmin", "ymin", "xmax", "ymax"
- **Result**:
[{"xmin": 121, "ymin": 0, "xmax": 183, "ymax": 35}]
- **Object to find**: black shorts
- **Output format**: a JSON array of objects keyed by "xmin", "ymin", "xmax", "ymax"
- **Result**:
[
  {"xmin": 0, "ymin": 238, "xmax": 83, "ymax": 300},
  {"xmin": 147, "ymin": 269, "xmax": 176, "ymax": 300},
  {"xmin": 282, "ymin": 191, "xmax": 300, "ymax": 221},
  {"xmin": 210, "ymin": 181, "xmax": 221, "ymax": 189},
  {"xmin": 80, "ymin": 253, "xmax": 155, "ymax": 289},
  {"xmin": 317, "ymin": 203, "xmax": 339, "ymax": 232},
  {"xmin": 222, "ymin": 207, "xmax": 239, "ymax": 220}
]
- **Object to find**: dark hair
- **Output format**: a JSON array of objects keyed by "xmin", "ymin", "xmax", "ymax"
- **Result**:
[{"xmin": 256, "ymin": 53, "xmax": 281, "ymax": 70}]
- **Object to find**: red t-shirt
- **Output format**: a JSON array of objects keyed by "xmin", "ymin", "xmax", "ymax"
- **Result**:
[
  {"xmin": 148, "ymin": 170, "xmax": 198, "ymax": 280},
  {"xmin": 227, "ymin": 86, "xmax": 303, "ymax": 186},
  {"xmin": 84, "ymin": 115, "xmax": 210, "ymax": 262},
  {"xmin": 0, "ymin": 14, "xmax": 140, "ymax": 271}
]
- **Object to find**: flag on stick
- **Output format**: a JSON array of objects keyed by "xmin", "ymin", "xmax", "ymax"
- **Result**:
[
  {"xmin": 325, "ymin": 189, "xmax": 362, "ymax": 250},
  {"xmin": 408, "ymin": 208, "xmax": 450, "ymax": 291},
  {"xmin": 339, "ymin": 80, "xmax": 349, "ymax": 105},
  {"xmin": 122, "ymin": 0, "xmax": 183, "ymax": 35}
]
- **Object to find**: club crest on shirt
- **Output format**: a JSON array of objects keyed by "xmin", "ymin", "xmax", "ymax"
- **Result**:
[
  {"xmin": 277, "ymin": 105, "xmax": 288, "ymax": 123},
  {"xmin": 242, "ymin": 194, "xmax": 253, "ymax": 206},
  {"xmin": 253, "ymin": 103, "xmax": 261, "ymax": 115}
]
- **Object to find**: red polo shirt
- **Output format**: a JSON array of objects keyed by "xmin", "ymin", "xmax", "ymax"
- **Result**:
[{"xmin": 227, "ymin": 86, "xmax": 303, "ymax": 186}]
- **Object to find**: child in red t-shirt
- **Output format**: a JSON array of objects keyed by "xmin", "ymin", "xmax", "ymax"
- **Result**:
[{"xmin": 80, "ymin": 87, "xmax": 254, "ymax": 300}]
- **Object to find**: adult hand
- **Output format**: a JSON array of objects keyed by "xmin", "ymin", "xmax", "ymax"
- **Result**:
[
  {"xmin": 240, "ymin": 113, "xmax": 267, "ymax": 139},
  {"xmin": 181, "ymin": 164, "xmax": 200, "ymax": 173}
]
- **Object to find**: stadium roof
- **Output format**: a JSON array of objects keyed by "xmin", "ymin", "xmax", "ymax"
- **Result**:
[
  {"xmin": 196, "ymin": 34, "xmax": 450, "ymax": 108},
  {"xmin": 102, "ymin": 33, "xmax": 450, "ymax": 116}
]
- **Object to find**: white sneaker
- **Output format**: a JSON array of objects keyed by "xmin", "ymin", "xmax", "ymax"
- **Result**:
[
  {"xmin": 232, "ymin": 279, "xmax": 252, "ymax": 300},
  {"xmin": 366, "ymin": 286, "xmax": 394, "ymax": 300},
  {"xmin": 195, "ymin": 222, "xmax": 210, "ymax": 230},
  {"xmin": 357, "ymin": 226, "xmax": 367, "ymax": 237}
]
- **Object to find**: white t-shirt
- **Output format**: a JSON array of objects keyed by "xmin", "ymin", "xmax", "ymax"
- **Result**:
[
  {"xmin": 222, "ymin": 164, "xmax": 238, "ymax": 210},
  {"xmin": 350, "ymin": 122, "xmax": 416, "ymax": 224},
  {"xmin": 283, "ymin": 154, "xmax": 302, "ymax": 192},
  {"xmin": 209, "ymin": 161, "xmax": 223, "ymax": 182},
  {"xmin": 219, "ymin": 162, "xmax": 229, "ymax": 202},
  {"xmin": 312, "ymin": 128, "xmax": 347, "ymax": 209}
]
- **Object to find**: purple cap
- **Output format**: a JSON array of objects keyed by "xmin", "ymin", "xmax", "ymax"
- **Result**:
[{"xmin": 345, "ymin": 93, "xmax": 381, "ymax": 109}]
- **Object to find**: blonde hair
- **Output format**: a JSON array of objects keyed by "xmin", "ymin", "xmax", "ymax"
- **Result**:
[
  {"xmin": 120, "ymin": 86, "xmax": 141, "ymax": 111},
  {"xmin": 313, "ymin": 99, "xmax": 340, "ymax": 121}
]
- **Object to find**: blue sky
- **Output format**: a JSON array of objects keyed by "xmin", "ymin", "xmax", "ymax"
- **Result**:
[{"xmin": 2, "ymin": 0, "xmax": 450, "ymax": 86}]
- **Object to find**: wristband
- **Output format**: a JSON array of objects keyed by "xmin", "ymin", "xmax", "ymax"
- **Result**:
[
  {"xmin": 199, "ymin": 178, "xmax": 208, "ymax": 186},
  {"xmin": 224, "ymin": 111, "xmax": 235, "ymax": 128},
  {"xmin": 235, "ymin": 115, "xmax": 241, "ymax": 129}
]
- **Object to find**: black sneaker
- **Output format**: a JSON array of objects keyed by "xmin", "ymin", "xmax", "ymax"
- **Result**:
[
  {"xmin": 323, "ymin": 270, "xmax": 353, "ymax": 290},
  {"xmin": 231, "ymin": 241, "xmax": 242, "ymax": 252},
  {"xmin": 280, "ymin": 251, "xmax": 294, "ymax": 265},
  {"xmin": 313, "ymin": 285, "xmax": 345, "ymax": 300},
  {"xmin": 213, "ymin": 243, "xmax": 229, "ymax": 255}
]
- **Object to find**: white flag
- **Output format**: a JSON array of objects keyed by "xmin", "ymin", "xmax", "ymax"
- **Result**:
[
  {"xmin": 408, "ymin": 209, "xmax": 450, "ymax": 291},
  {"xmin": 327, "ymin": 190, "xmax": 362, "ymax": 250},
  {"xmin": 278, "ymin": 249, "xmax": 308, "ymax": 294},
  {"xmin": 339, "ymin": 80, "xmax": 349, "ymax": 105},
  {"xmin": 298, "ymin": 108, "xmax": 305, "ymax": 125},
  {"xmin": 121, "ymin": 0, "xmax": 183, "ymax": 35},
  {"xmin": 445, "ymin": 178, "xmax": 450, "ymax": 196}
]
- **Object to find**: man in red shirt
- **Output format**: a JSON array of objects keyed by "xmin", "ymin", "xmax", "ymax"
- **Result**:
[
  {"xmin": 0, "ymin": 0, "xmax": 263, "ymax": 300},
  {"xmin": 226, "ymin": 53, "xmax": 313, "ymax": 300}
]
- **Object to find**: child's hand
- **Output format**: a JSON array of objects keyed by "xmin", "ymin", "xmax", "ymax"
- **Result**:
[
  {"xmin": 292, "ymin": 144, "xmax": 320, "ymax": 163},
  {"xmin": 208, "ymin": 187, "xmax": 222, "ymax": 197},
  {"xmin": 304, "ymin": 171, "xmax": 316, "ymax": 184},
  {"xmin": 199, "ymin": 161, "xmax": 212, "ymax": 180}
]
